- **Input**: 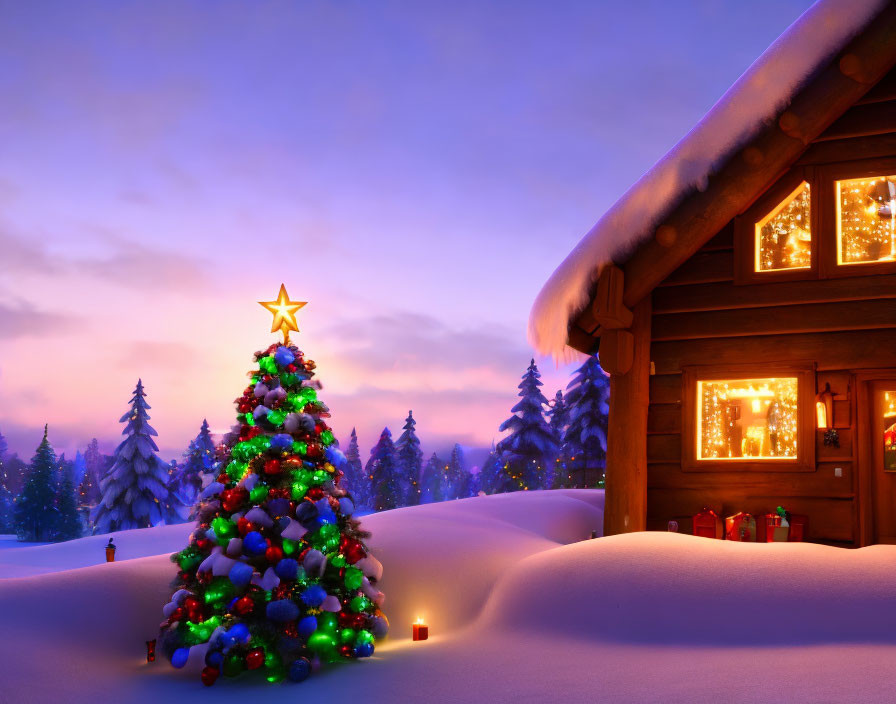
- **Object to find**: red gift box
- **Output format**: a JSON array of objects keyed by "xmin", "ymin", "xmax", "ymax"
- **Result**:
[
  {"xmin": 756, "ymin": 513, "xmax": 789, "ymax": 542},
  {"xmin": 787, "ymin": 514, "xmax": 808, "ymax": 542},
  {"xmin": 692, "ymin": 508, "xmax": 723, "ymax": 539},
  {"xmin": 725, "ymin": 512, "xmax": 757, "ymax": 542}
]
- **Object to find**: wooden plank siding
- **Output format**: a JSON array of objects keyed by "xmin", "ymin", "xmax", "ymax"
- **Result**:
[{"xmin": 644, "ymin": 95, "xmax": 896, "ymax": 546}]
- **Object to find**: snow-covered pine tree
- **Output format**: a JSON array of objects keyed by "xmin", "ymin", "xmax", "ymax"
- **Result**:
[
  {"xmin": 564, "ymin": 355, "xmax": 610, "ymax": 487},
  {"xmin": 78, "ymin": 438, "xmax": 104, "ymax": 509},
  {"xmin": 442, "ymin": 444, "xmax": 467, "ymax": 500},
  {"xmin": 419, "ymin": 452, "xmax": 444, "ymax": 503},
  {"xmin": 54, "ymin": 461, "xmax": 82, "ymax": 541},
  {"xmin": 341, "ymin": 428, "xmax": 368, "ymax": 507},
  {"xmin": 496, "ymin": 360, "xmax": 558, "ymax": 492},
  {"xmin": 367, "ymin": 428, "xmax": 403, "ymax": 511},
  {"xmin": 547, "ymin": 389, "xmax": 571, "ymax": 489},
  {"xmin": 177, "ymin": 419, "xmax": 215, "ymax": 506},
  {"xmin": 395, "ymin": 411, "xmax": 422, "ymax": 506},
  {"xmin": 14, "ymin": 425, "xmax": 59, "ymax": 541},
  {"xmin": 0, "ymin": 432, "xmax": 12, "ymax": 533},
  {"xmin": 91, "ymin": 379, "xmax": 186, "ymax": 533}
]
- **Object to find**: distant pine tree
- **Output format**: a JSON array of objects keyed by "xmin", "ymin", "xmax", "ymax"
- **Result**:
[
  {"xmin": 478, "ymin": 445, "xmax": 510, "ymax": 494},
  {"xmin": 462, "ymin": 465, "xmax": 481, "ymax": 498},
  {"xmin": 14, "ymin": 425, "xmax": 59, "ymax": 542},
  {"xmin": 547, "ymin": 389, "xmax": 571, "ymax": 489},
  {"xmin": 0, "ymin": 484, "xmax": 14, "ymax": 533},
  {"xmin": 177, "ymin": 419, "xmax": 215, "ymax": 506},
  {"xmin": 78, "ymin": 438, "xmax": 104, "ymax": 508},
  {"xmin": 496, "ymin": 360, "xmax": 558, "ymax": 491},
  {"xmin": 395, "ymin": 411, "xmax": 423, "ymax": 506},
  {"xmin": 91, "ymin": 380, "xmax": 186, "ymax": 533},
  {"xmin": 443, "ymin": 444, "xmax": 467, "ymax": 500},
  {"xmin": 366, "ymin": 428, "xmax": 402, "ymax": 512},
  {"xmin": 419, "ymin": 452, "xmax": 444, "ymax": 503},
  {"xmin": 341, "ymin": 428, "xmax": 368, "ymax": 507},
  {"xmin": 54, "ymin": 463, "xmax": 82, "ymax": 541},
  {"xmin": 71, "ymin": 450, "xmax": 87, "ymax": 488},
  {"xmin": 564, "ymin": 355, "xmax": 610, "ymax": 487}
]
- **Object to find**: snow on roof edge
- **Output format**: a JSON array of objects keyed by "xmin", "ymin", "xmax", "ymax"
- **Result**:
[{"xmin": 529, "ymin": 0, "xmax": 888, "ymax": 362}]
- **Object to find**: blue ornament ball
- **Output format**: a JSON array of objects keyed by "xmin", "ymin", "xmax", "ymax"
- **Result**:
[
  {"xmin": 274, "ymin": 558, "xmax": 299, "ymax": 580},
  {"xmin": 266, "ymin": 599, "xmax": 300, "ymax": 623},
  {"xmin": 287, "ymin": 657, "xmax": 311, "ymax": 683},
  {"xmin": 354, "ymin": 642, "xmax": 375, "ymax": 658},
  {"xmin": 228, "ymin": 623, "xmax": 251, "ymax": 644},
  {"xmin": 228, "ymin": 561, "xmax": 254, "ymax": 586},
  {"xmin": 274, "ymin": 347, "xmax": 295, "ymax": 367},
  {"xmin": 298, "ymin": 615, "xmax": 318, "ymax": 639},
  {"xmin": 242, "ymin": 531, "xmax": 267, "ymax": 556},
  {"xmin": 171, "ymin": 647, "xmax": 190, "ymax": 669},
  {"xmin": 205, "ymin": 650, "xmax": 224, "ymax": 668},
  {"xmin": 300, "ymin": 584, "xmax": 327, "ymax": 608},
  {"xmin": 270, "ymin": 434, "xmax": 293, "ymax": 451}
]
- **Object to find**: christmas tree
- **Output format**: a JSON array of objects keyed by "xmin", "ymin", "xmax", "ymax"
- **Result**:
[
  {"xmin": 178, "ymin": 419, "xmax": 216, "ymax": 506},
  {"xmin": 92, "ymin": 380, "xmax": 185, "ymax": 533},
  {"xmin": 340, "ymin": 428, "xmax": 368, "ymax": 508},
  {"xmin": 563, "ymin": 355, "xmax": 610, "ymax": 487},
  {"xmin": 159, "ymin": 286, "xmax": 387, "ymax": 686},
  {"xmin": 478, "ymin": 444, "xmax": 510, "ymax": 495},
  {"xmin": 496, "ymin": 360, "xmax": 558, "ymax": 491},
  {"xmin": 367, "ymin": 428, "xmax": 402, "ymax": 511},
  {"xmin": 419, "ymin": 452, "xmax": 444, "ymax": 503},
  {"xmin": 14, "ymin": 425, "xmax": 59, "ymax": 542},
  {"xmin": 395, "ymin": 411, "xmax": 422, "ymax": 506}
]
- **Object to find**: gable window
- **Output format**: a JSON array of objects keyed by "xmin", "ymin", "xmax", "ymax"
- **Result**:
[
  {"xmin": 836, "ymin": 174, "xmax": 896, "ymax": 265},
  {"xmin": 756, "ymin": 181, "xmax": 812, "ymax": 272},
  {"xmin": 682, "ymin": 364, "xmax": 815, "ymax": 472}
]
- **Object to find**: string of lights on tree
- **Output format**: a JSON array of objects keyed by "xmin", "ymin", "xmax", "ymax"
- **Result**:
[{"xmin": 158, "ymin": 286, "xmax": 387, "ymax": 686}]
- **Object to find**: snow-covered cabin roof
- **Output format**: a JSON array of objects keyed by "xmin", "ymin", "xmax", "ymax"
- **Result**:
[{"xmin": 529, "ymin": 0, "xmax": 890, "ymax": 361}]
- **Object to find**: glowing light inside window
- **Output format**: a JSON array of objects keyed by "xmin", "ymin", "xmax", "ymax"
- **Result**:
[
  {"xmin": 697, "ymin": 377, "xmax": 798, "ymax": 460},
  {"xmin": 836, "ymin": 175, "xmax": 896, "ymax": 265},
  {"xmin": 755, "ymin": 182, "xmax": 812, "ymax": 272}
]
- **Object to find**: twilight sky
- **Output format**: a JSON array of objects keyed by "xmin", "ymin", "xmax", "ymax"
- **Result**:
[{"xmin": 0, "ymin": 0, "xmax": 815, "ymax": 461}]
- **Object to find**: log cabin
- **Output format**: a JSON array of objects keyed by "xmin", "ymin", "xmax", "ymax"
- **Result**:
[{"xmin": 529, "ymin": 0, "xmax": 896, "ymax": 546}]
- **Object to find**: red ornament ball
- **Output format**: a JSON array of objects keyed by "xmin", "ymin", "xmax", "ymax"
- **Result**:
[
  {"xmin": 265, "ymin": 546, "xmax": 284, "ymax": 563},
  {"xmin": 264, "ymin": 459, "xmax": 282, "ymax": 475},
  {"xmin": 307, "ymin": 487, "xmax": 324, "ymax": 501},
  {"xmin": 201, "ymin": 666, "xmax": 219, "ymax": 687},
  {"xmin": 233, "ymin": 596, "xmax": 254, "ymax": 615},
  {"xmin": 246, "ymin": 648, "xmax": 265, "ymax": 670}
]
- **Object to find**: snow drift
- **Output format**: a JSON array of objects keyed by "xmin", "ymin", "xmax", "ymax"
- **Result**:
[{"xmin": 2, "ymin": 489, "xmax": 896, "ymax": 703}]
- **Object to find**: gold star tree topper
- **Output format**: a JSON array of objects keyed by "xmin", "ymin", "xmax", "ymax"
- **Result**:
[{"xmin": 259, "ymin": 284, "xmax": 306, "ymax": 345}]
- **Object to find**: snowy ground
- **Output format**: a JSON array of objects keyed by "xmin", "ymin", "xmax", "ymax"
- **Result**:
[{"xmin": 2, "ymin": 489, "xmax": 895, "ymax": 703}]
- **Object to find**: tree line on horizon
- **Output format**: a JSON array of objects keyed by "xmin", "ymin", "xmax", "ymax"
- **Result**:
[{"xmin": 0, "ymin": 355, "xmax": 609, "ymax": 543}]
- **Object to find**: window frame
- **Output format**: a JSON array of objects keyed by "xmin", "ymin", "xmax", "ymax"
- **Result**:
[
  {"xmin": 681, "ymin": 362, "xmax": 817, "ymax": 473},
  {"xmin": 734, "ymin": 167, "xmax": 820, "ymax": 285},
  {"xmin": 818, "ymin": 156, "xmax": 896, "ymax": 279}
]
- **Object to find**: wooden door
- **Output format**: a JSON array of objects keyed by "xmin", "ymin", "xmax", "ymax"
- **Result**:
[{"xmin": 870, "ymin": 381, "xmax": 896, "ymax": 543}]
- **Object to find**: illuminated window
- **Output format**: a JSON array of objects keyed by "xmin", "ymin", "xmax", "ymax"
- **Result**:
[
  {"xmin": 885, "ymin": 392, "xmax": 896, "ymax": 473},
  {"xmin": 836, "ymin": 175, "xmax": 896, "ymax": 264},
  {"xmin": 697, "ymin": 377, "xmax": 799, "ymax": 460},
  {"xmin": 755, "ymin": 182, "xmax": 812, "ymax": 272}
]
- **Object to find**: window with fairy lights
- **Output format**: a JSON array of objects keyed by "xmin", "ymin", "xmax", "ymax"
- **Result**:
[
  {"xmin": 836, "ymin": 174, "xmax": 896, "ymax": 265},
  {"xmin": 755, "ymin": 181, "xmax": 812, "ymax": 272},
  {"xmin": 682, "ymin": 364, "xmax": 815, "ymax": 472}
]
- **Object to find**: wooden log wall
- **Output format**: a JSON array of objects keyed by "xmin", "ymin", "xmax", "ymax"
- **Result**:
[{"xmin": 646, "ymin": 78, "xmax": 896, "ymax": 546}]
